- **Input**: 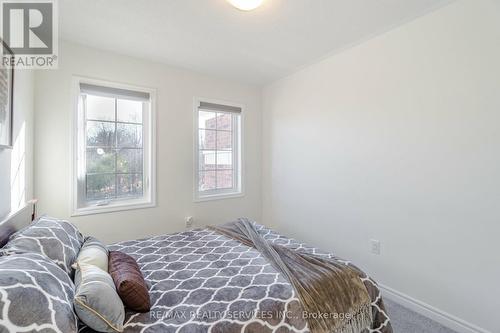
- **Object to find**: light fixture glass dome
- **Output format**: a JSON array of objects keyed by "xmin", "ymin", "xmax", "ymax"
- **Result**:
[{"xmin": 227, "ymin": 0, "xmax": 264, "ymax": 11}]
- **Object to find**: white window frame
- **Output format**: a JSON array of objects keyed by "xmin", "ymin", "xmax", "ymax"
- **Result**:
[
  {"xmin": 70, "ymin": 76, "xmax": 157, "ymax": 216},
  {"xmin": 193, "ymin": 97, "xmax": 244, "ymax": 202}
]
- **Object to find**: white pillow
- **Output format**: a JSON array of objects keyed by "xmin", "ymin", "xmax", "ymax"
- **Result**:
[{"xmin": 74, "ymin": 236, "xmax": 108, "ymax": 272}]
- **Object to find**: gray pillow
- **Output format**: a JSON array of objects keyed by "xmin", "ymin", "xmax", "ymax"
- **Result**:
[
  {"xmin": 0, "ymin": 252, "xmax": 78, "ymax": 332},
  {"xmin": 74, "ymin": 262, "xmax": 125, "ymax": 333},
  {"xmin": 0, "ymin": 216, "xmax": 84, "ymax": 275}
]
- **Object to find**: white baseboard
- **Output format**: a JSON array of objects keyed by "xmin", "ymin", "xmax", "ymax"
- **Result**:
[{"xmin": 379, "ymin": 284, "xmax": 491, "ymax": 333}]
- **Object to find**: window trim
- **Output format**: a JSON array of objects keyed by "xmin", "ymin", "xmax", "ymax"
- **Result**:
[
  {"xmin": 70, "ymin": 76, "xmax": 157, "ymax": 216},
  {"xmin": 193, "ymin": 97, "xmax": 244, "ymax": 202}
]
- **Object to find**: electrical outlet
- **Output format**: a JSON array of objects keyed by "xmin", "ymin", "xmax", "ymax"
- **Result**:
[
  {"xmin": 370, "ymin": 239, "xmax": 381, "ymax": 255},
  {"xmin": 185, "ymin": 216, "xmax": 194, "ymax": 229}
]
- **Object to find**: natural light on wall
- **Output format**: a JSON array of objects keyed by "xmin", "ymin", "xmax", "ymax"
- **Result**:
[
  {"xmin": 227, "ymin": 0, "xmax": 264, "ymax": 11},
  {"xmin": 10, "ymin": 122, "xmax": 26, "ymax": 211}
]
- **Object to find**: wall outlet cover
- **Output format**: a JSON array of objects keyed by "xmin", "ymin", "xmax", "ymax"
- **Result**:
[
  {"xmin": 371, "ymin": 239, "xmax": 381, "ymax": 255},
  {"xmin": 185, "ymin": 216, "xmax": 194, "ymax": 228}
]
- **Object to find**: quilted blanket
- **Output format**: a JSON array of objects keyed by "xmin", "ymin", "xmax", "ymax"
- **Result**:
[{"xmin": 80, "ymin": 224, "xmax": 392, "ymax": 333}]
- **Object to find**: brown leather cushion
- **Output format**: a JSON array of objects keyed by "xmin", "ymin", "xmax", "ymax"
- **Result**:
[{"xmin": 108, "ymin": 251, "xmax": 150, "ymax": 312}]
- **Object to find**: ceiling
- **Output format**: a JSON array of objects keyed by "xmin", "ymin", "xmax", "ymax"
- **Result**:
[{"xmin": 60, "ymin": 0, "xmax": 452, "ymax": 85}]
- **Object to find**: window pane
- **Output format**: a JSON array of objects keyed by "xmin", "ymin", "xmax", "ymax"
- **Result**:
[
  {"xmin": 199, "ymin": 111, "xmax": 216, "ymax": 129},
  {"xmin": 86, "ymin": 174, "xmax": 116, "ymax": 200},
  {"xmin": 216, "ymin": 130, "xmax": 232, "ymax": 150},
  {"xmin": 199, "ymin": 171, "xmax": 216, "ymax": 191},
  {"xmin": 117, "ymin": 99, "xmax": 142, "ymax": 123},
  {"xmin": 86, "ymin": 148, "xmax": 115, "ymax": 173},
  {"xmin": 217, "ymin": 170, "xmax": 233, "ymax": 189},
  {"xmin": 199, "ymin": 129, "xmax": 216, "ymax": 150},
  {"xmin": 216, "ymin": 151, "xmax": 232, "ymax": 170},
  {"xmin": 199, "ymin": 150, "xmax": 216, "ymax": 171},
  {"xmin": 117, "ymin": 149, "xmax": 143, "ymax": 173},
  {"xmin": 216, "ymin": 113, "xmax": 232, "ymax": 131},
  {"xmin": 87, "ymin": 121, "xmax": 115, "ymax": 147},
  {"xmin": 117, "ymin": 123, "xmax": 142, "ymax": 148},
  {"xmin": 117, "ymin": 174, "xmax": 143, "ymax": 198},
  {"xmin": 86, "ymin": 95, "xmax": 115, "ymax": 121}
]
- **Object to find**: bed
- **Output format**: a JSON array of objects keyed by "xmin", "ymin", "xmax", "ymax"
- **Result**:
[
  {"xmin": 81, "ymin": 225, "xmax": 392, "ymax": 333},
  {"xmin": 0, "ymin": 205, "xmax": 392, "ymax": 333}
]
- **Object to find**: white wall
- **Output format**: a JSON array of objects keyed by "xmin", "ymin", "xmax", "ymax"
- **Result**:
[
  {"xmin": 262, "ymin": 1, "xmax": 499, "ymax": 332},
  {"xmin": 0, "ymin": 69, "xmax": 34, "ymax": 219},
  {"xmin": 34, "ymin": 41, "xmax": 262, "ymax": 243}
]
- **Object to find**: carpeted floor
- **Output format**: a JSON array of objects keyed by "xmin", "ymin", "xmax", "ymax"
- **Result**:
[{"xmin": 384, "ymin": 299, "xmax": 459, "ymax": 333}]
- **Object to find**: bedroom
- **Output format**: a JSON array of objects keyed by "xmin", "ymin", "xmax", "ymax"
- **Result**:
[{"xmin": 0, "ymin": 0, "xmax": 498, "ymax": 332}]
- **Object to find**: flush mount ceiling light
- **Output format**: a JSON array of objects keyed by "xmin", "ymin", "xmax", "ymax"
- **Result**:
[{"xmin": 227, "ymin": 0, "xmax": 264, "ymax": 11}]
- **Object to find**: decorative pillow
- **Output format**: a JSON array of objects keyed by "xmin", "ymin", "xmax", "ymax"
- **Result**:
[
  {"xmin": 74, "ymin": 262, "xmax": 125, "ymax": 333},
  {"xmin": 108, "ymin": 251, "xmax": 150, "ymax": 312},
  {"xmin": 75, "ymin": 236, "xmax": 109, "ymax": 271},
  {"xmin": 0, "ymin": 253, "xmax": 78, "ymax": 332},
  {"xmin": 0, "ymin": 216, "xmax": 84, "ymax": 275}
]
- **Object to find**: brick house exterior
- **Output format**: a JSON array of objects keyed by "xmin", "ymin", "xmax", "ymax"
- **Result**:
[{"xmin": 199, "ymin": 113, "xmax": 233, "ymax": 190}]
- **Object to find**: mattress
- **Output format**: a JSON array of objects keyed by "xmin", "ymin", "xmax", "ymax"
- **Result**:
[{"xmin": 80, "ymin": 224, "xmax": 392, "ymax": 333}]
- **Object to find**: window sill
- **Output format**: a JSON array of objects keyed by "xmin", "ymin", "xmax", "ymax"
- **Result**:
[
  {"xmin": 194, "ymin": 191, "xmax": 244, "ymax": 203},
  {"xmin": 72, "ymin": 199, "xmax": 155, "ymax": 217}
]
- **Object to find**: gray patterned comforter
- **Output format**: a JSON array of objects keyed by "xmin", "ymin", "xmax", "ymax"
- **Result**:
[{"xmin": 81, "ymin": 224, "xmax": 392, "ymax": 333}]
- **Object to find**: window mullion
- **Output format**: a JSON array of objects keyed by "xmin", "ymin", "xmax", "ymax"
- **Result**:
[
  {"xmin": 215, "ymin": 113, "xmax": 218, "ymax": 190},
  {"xmin": 233, "ymin": 114, "xmax": 237, "ymax": 190},
  {"xmin": 142, "ymin": 102, "xmax": 146, "ymax": 191},
  {"xmin": 114, "ymin": 98, "xmax": 118, "ymax": 199},
  {"xmin": 83, "ymin": 95, "xmax": 88, "ymax": 200}
]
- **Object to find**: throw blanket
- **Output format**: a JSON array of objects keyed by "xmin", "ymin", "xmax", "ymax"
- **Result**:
[{"xmin": 209, "ymin": 219, "xmax": 373, "ymax": 333}]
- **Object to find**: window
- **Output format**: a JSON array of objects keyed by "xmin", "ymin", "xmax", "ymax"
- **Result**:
[
  {"xmin": 194, "ymin": 100, "xmax": 242, "ymax": 201},
  {"xmin": 72, "ymin": 79, "xmax": 156, "ymax": 215}
]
